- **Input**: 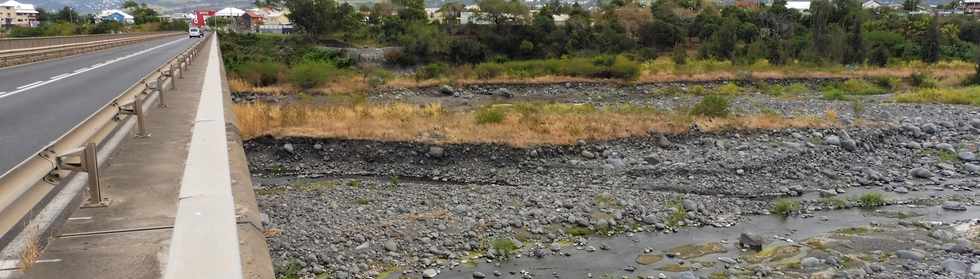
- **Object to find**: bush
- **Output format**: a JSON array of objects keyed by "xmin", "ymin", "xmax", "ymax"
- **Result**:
[
  {"xmin": 840, "ymin": 79, "xmax": 886, "ymax": 95},
  {"xmin": 608, "ymin": 56, "xmax": 641, "ymax": 80},
  {"xmin": 475, "ymin": 63, "xmax": 504, "ymax": 79},
  {"xmin": 474, "ymin": 107, "xmax": 506, "ymax": 124},
  {"xmin": 299, "ymin": 48, "xmax": 354, "ymax": 68},
  {"xmin": 672, "ymin": 47, "xmax": 688, "ymax": 65},
  {"xmin": 690, "ymin": 95, "xmax": 730, "ymax": 117},
  {"xmin": 856, "ymin": 192, "xmax": 886, "ymax": 208},
  {"xmin": 871, "ymin": 77, "xmax": 901, "ymax": 91},
  {"xmin": 416, "ymin": 63, "xmax": 450, "ymax": 80},
  {"xmin": 288, "ymin": 62, "xmax": 335, "ymax": 89},
  {"xmin": 240, "ymin": 62, "xmax": 284, "ymax": 86},
  {"xmin": 772, "ymin": 199, "xmax": 801, "ymax": 216},
  {"xmin": 491, "ymin": 238, "xmax": 518, "ymax": 258},
  {"xmin": 822, "ymin": 88, "xmax": 848, "ymax": 101},
  {"xmin": 909, "ymin": 73, "xmax": 937, "ymax": 88},
  {"xmin": 717, "ymin": 83, "xmax": 740, "ymax": 95}
]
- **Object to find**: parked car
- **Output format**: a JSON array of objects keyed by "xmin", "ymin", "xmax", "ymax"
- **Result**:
[{"xmin": 189, "ymin": 27, "xmax": 203, "ymax": 38}]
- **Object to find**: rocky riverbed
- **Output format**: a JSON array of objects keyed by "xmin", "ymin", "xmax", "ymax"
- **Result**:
[{"xmin": 244, "ymin": 82, "xmax": 980, "ymax": 279}]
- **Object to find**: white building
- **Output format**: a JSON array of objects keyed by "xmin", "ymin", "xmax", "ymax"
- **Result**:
[
  {"xmin": 215, "ymin": 7, "xmax": 246, "ymax": 17},
  {"xmin": 96, "ymin": 9, "xmax": 135, "ymax": 24},
  {"xmin": 0, "ymin": 0, "xmax": 39, "ymax": 28},
  {"xmin": 785, "ymin": 1, "xmax": 811, "ymax": 12}
]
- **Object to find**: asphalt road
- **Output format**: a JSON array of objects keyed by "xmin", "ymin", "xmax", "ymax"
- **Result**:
[{"xmin": 0, "ymin": 35, "xmax": 199, "ymax": 176}]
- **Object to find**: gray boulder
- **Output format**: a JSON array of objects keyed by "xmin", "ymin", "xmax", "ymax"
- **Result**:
[
  {"xmin": 824, "ymin": 135, "xmax": 841, "ymax": 146},
  {"xmin": 942, "ymin": 201, "xmax": 967, "ymax": 211},
  {"xmin": 739, "ymin": 232, "xmax": 766, "ymax": 251},
  {"xmin": 959, "ymin": 151, "xmax": 976, "ymax": 161},
  {"xmin": 438, "ymin": 85, "xmax": 455, "ymax": 96},
  {"xmin": 910, "ymin": 167, "xmax": 934, "ymax": 178},
  {"xmin": 942, "ymin": 259, "xmax": 968, "ymax": 274},
  {"xmin": 428, "ymin": 146, "xmax": 445, "ymax": 158},
  {"xmin": 896, "ymin": 249, "xmax": 925, "ymax": 261}
]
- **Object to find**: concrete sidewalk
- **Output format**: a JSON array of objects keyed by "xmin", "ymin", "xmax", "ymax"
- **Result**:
[{"xmin": 15, "ymin": 36, "xmax": 273, "ymax": 279}]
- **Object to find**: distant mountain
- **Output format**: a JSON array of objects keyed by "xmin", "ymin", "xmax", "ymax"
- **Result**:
[{"xmin": 28, "ymin": 0, "xmax": 256, "ymax": 14}]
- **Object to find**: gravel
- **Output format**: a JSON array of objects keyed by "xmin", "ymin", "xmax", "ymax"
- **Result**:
[{"xmin": 244, "ymin": 82, "xmax": 980, "ymax": 278}]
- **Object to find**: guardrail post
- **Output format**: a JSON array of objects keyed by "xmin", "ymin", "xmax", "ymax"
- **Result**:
[
  {"xmin": 120, "ymin": 93, "xmax": 149, "ymax": 137},
  {"xmin": 165, "ymin": 64, "xmax": 176, "ymax": 90},
  {"xmin": 56, "ymin": 142, "xmax": 109, "ymax": 208}
]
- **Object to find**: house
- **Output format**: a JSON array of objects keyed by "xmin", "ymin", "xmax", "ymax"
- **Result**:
[
  {"xmin": 785, "ymin": 1, "xmax": 811, "ymax": 12},
  {"xmin": 962, "ymin": 0, "xmax": 980, "ymax": 14},
  {"xmin": 862, "ymin": 0, "xmax": 883, "ymax": 9},
  {"xmin": 97, "ymin": 9, "xmax": 135, "ymax": 24},
  {"xmin": 257, "ymin": 9, "xmax": 292, "ymax": 34},
  {"xmin": 238, "ymin": 10, "xmax": 263, "ymax": 32},
  {"xmin": 0, "ymin": 0, "xmax": 39, "ymax": 28},
  {"xmin": 215, "ymin": 7, "xmax": 246, "ymax": 18}
]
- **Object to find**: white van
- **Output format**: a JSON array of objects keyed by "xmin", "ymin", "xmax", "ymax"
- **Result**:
[{"xmin": 189, "ymin": 27, "xmax": 203, "ymax": 38}]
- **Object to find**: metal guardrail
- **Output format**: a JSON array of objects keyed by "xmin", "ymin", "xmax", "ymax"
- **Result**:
[
  {"xmin": 0, "ymin": 33, "xmax": 176, "ymax": 51},
  {"xmin": 0, "ymin": 33, "xmax": 212, "ymax": 254},
  {"xmin": 0, "ymin": 32, "xmax": 182, "ymax": 68}
]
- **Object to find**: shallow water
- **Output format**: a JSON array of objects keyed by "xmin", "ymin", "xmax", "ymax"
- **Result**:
[{"xmin": 434, "ymin": 189, "xmax": 979, "ymax": 278}]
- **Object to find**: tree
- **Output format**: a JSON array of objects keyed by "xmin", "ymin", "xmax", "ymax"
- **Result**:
[
  {"xmin": 868, "ymin": 44, "xmax": 890, "ymax": 66},
  {"xmin": 54, "ymin": 7, "xmax": 80, "ymax": 23},
  {"xmin": 903, "ymin": 0, "xmax": 919, "ymax": 12},
  {"xmin": 477, "ymin": 0, "xmax": 530, "ymax": 27},
  {"xmin": 285, "ymin": 0, "xmax": 362, "ymax": 37},
  {"xmin": 843, "ymin": 12, "xmax": 865, "ymax": 65},
  {"xmin": 395, "ymin": 0, "xmax": 426, "ymax": 22},
  {"xmin": 809, "ymin": 0, "xmax": 834, "ymax": 61},
  {"xmin": 922, "ymin": 14, "xmax": 940, "ymax": 64}
]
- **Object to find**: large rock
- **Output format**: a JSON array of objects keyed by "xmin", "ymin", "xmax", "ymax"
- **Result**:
[
  {"xmin": 422, "ymin": 269, "xmax": 439, "ymax": 278},
  {"xmin": 942, "ymin": 201, "xmax": 967, "ymax": 211},
  {"xmin": 383, "ymin": 240, "xmax": 398, "ymax": 252},
  {"xmin": 739, "ymin": 232, "xmax": 766, "ymax": 251},
  {"xmin": 824, "ymin": 135, "xmax": 841, "ymax": 146},
  {"xmin": 970, "ymin": 119, "xmax": 980, "ymax": 129},
  {"xmin": 942, "ymin": 259, "xmax": 968, "ymax": 274},
  {"xmin": 966, "ymin": 163, "xmax": 980, "ymax": 173},
  {"xmin": 896, "ymin": 249, "xmax": 925, "ymax": 261},
  {"xmin": 677, "ymin": 272, "xmax": 697, "ymax": 279},
  {"xmin": 438, "ymin": 85, "xmax": 455, "ymax": 96},
  {"xmin": 959, "ymin": 151, "xmax": 976, "ymax": 161},
  {"xmin": 655, "ymin": 135, "xmax": 671, "ymax": 148},
  {"xmin": 909, "ymin": 167, "xmax": 934, "ymax": 179},
  {"xmin": 428, "ymin": 146, "xmax": 445, "ymax": 158},
  {"xmin": 801, "ymin": 257, "xmax": 824, "ymax": 270},
  {"xmin": 972, "ymin": 262, "xmax": 980, "ymax": 274}
]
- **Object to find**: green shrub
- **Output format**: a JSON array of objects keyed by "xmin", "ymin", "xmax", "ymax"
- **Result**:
[
  {"xmin": 690, "ymin": 95, "xmax": 730, "ymax": 117},
  {"xmin": 772, "ymin": 199, "xmax": 801, "ymax": 216},
  {"xmin": 475, "ymin": 63, "xmax": 504, "ymax": 79},
  {"xmin": 288, "ymin": 62, "xmax": 335, "ymax": 89},
  {"xmin": 416, "ymin": 63, "xmax": 450, "ymax": 80},
  {"xmin": 784, "ymin": 83, "xmax": 810, "ymax": 95},
  {"xmin": 240, "ymin": 61, "xmax": 284, "ymax": 86},
  {"xmin": 871, "ymin": 77, "xmax": 901, "ymax": 91},
  {"xmin": 909, "ymin": 73, "xmax": 937, "ymax": 88},
  {"xmin": 299, "ymin": 47, "xmax": 355, "ymax": 68},
  {"xmin": 822, "ymin": 88, "xmax": 848, "ymax": 101},
  {"xmin": 856, "ymin": 192, "xmax": 886, "ymax": 208},
  {"xmin": 608, "ymin": 56, "xmax": 641, "ymax": 80},
  {"xmin": 474, "ymin": 107, "xmax": 506, "ymax": 124},
  {"xmin": 717, "ymin": 83, "xmax": 741, "ymax": 95},
  {"xmin": 672, "ymin": 47, "xmax": 688, "ymax": 65},
  {"xmin": 840, "ymin": 79, "xmax": 886, "ymax": 95},
  {"xmin": 492, "ymin": 239, "xmax": 518, "ymax": 258},
  {"xmin": 689, "ymin": 85, "xmax": 706, "ymax": 95}
]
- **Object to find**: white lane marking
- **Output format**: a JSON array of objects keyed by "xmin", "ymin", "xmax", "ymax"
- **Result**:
[
  {"xmin": 0, "ymin": 38, "xmax": 185, "ymax": 99},
  {"xmin": 67, "ymin": 216, "xmax": 93, "ymax": 221},
  {"xmin": 73, "ymin": 68, "xmax": 88, "ymax": 73},
  {"xmin": 16, "ymin": 81, "xmax": 43, "ymax": 89},
  {"xmin": 50, "ymin": 73, "xmax": 70, "ymax": 80},
  {"xmin": 35, "ymin": 259, "xmax": 62, "ymax": 264}
]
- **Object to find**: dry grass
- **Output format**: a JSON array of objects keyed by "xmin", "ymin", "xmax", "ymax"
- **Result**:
[
  {"xmin": 19, "ymin": 227, "xmax": 40, "ymax": 272},
  {"xmin": 233, "ymin": 102, "xmax": 836, "ymax": 146},
  {"xmin": 228, "ymin": 78, "xmax": 297, "ymax": 95}
]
